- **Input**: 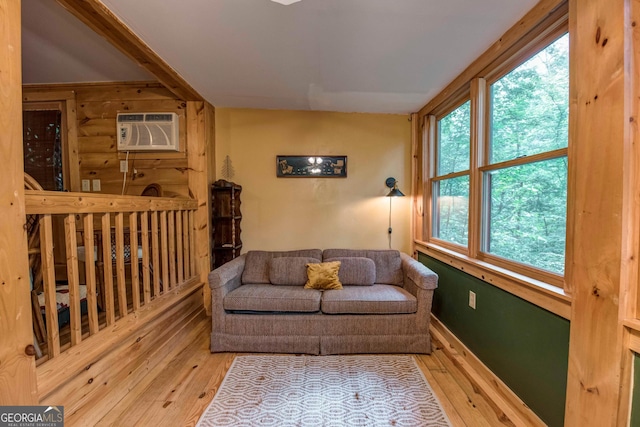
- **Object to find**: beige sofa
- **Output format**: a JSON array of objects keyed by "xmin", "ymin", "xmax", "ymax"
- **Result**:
[{"xmin": 208, "ymin": 249, "xmax": 438, "ymax": 355}]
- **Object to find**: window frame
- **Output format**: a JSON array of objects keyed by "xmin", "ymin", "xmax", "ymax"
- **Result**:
[
  {"xmin": 422, "ymin": 20, "xmax": 569, "ymax": 289},
  {"xmin": 428, "ymin": 95, "xmax": 472, "ymax": 254}
]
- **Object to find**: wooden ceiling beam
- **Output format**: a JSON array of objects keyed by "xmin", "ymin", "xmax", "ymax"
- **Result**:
[{"xmin": 56, "ymin": 0, "xmax": 203, "ymax": 101}]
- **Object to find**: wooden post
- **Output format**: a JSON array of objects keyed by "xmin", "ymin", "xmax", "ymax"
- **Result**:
[
  {"xmin": 0, "ymin": 0, "xmax": 38, "ymax": 404},
  {"xmin": 187, "ymin": 101, "xmax": 214, "ymax": 314},
  {"xmin": 564, "ymin": 0, "xmax": 630, "ymax": 424}
]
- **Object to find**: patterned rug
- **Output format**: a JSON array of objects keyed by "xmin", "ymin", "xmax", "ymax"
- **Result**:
[{"xmin": 197, "ymin": 355, "xmax": 452, "ymax": 427}]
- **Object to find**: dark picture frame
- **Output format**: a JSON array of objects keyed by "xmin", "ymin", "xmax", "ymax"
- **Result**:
[{"xmin": 276, "ymin": 155, "xmax": 347, "ymax": 178}]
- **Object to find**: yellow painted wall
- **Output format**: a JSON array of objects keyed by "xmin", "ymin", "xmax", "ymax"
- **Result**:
[{"xmin": 215, "ymin": 108, "xmax": 412, "ymax": 254}]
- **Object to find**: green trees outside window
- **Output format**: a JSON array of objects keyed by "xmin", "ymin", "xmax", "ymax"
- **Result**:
[
  {"xmin": 485, "ymin": 33, "xmax": 568, "ymax": 274},
  {"xmin": 427, "ymin": 32, "xmax": 569, "ymax": 281},
  {"xmin": 433, "ymin": 101, "xmax": 470, "ymax": 246}
]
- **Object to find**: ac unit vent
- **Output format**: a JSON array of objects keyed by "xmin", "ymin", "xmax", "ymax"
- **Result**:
[{"xmin": 117, "ymin": 112, "xmax": 179, "ymax": 152}]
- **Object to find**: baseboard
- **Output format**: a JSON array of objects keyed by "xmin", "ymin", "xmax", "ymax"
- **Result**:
[{"xmin": 430, "ymin": 315, "xmax": 546, "ymax": 427}]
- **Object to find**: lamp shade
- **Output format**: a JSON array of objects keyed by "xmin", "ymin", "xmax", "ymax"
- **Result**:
[{"xmin": 386, "ymin": 187, "xmax": 405, "ymax": 197}]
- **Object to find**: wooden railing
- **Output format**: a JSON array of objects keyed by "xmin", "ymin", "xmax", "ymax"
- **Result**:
[{"xmin": 25, "ymin": 190, "xmax": 199, "ymax": 363}]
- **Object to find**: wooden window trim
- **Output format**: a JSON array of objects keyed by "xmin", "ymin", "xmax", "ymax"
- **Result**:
[
  {"xmin": 420, "ymin": 6, "xmax": 569, "ymax": 293},
  {"xmin": 415, "ymin": 240, "xmax": 571, "ymax": 319}
]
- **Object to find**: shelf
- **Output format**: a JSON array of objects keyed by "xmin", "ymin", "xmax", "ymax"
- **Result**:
[
  {"xmin": 213, "ymin": 245, "xmax": 243, "ymax": 251},
  {"xmin": 212, "ymin": 215, "xmax": 242, "ymax": 220}
]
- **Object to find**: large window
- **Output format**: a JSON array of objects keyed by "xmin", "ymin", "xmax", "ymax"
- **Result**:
[
  {"xmin": 425, "ymin": 32, "xmax": 569, "ymax": 284},
  {"xmin": 431, "ymin": 101, "xmax": 470, "ymax": 246}
]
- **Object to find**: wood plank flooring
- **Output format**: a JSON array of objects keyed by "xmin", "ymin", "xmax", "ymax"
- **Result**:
[{"xmin": 96, "ymin": 309, "xmax": 509, "ymax": 426}]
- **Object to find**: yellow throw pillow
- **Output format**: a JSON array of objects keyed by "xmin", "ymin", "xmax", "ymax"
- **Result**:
[{"xmin": 304, "ymin": 261, "xmax": 343, "ymax": 290}]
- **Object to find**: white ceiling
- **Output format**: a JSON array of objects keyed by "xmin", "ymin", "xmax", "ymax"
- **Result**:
[{"xmin": 22, "ymin": 0, "xmax": 540, "ymax": 114}]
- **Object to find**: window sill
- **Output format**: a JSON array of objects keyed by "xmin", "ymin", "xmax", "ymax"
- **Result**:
[{"xmin": 414, "ymin": 240, "xmax": 572, "ymax": 319}]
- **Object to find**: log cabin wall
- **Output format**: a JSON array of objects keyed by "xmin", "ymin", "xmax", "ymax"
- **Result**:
[{"xmin": 24, "ymin": 82, "xmax": 191, "ymax": 197}]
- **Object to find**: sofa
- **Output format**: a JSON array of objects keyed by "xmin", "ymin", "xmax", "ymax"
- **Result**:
[{"xmin": 208, "ymin": 249, "xmax": 438, "ymax": 355}]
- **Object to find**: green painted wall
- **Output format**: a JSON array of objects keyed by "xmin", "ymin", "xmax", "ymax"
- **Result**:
[
  {"xmin": 631, "ymin": 354, "xmax": 640, "ymax": 426},
  {"xmin": 419, "ymin": 253, "xmax": 570, "ymax": 427}
]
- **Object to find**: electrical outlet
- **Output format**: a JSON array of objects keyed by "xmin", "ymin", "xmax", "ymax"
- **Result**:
[
  {"xmin": 92, "ymin": 179, "xmax": 101, "ymax": 192},
  {"xmin": 469, "ymin": 291, "xmax": 476, "ymax": 309},
  {"xmin": 120, "ymin": 160, "xmax": 128, "ymax": 173},
  {"xmin": 81, "ymin": 179, "xmax": 90, "ymax": 192}
]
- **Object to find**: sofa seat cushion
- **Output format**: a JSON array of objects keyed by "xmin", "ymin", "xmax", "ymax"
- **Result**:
[
  {"xmin": 242, "ymin": 250, "xmax": 323, "ymax": 284},
  {"xmin": 324, "ymin": 257, "xmax": 376, "ymax": 285},
  {"xmin": 321, "ymin": 284, "xmax": 417, "ymax": 314},
  {"xmin": 224, "ymin": 284, "xmax": 322, "ymax": 313}
]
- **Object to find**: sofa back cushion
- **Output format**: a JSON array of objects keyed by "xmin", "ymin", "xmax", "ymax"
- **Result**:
[
  {"xmin": 324, "ymin": 257, "xmax": 375, "ymax": 285},
  {"xmin": 322, "ymin": 249, "xmax": 403, "ymax": 286},
  {"xmin": 242, "ymin": 249, "xmax": 323, "ymax": 284},
  {"xmin": 269, "ymin": 257, "xmax": 321, "ymax": 285}
]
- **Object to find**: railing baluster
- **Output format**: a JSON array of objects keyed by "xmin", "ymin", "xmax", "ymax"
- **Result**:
[
  {"xmin": 129, "ymin": 212, "xmax": 140, "ymax": 311},
  {"xmin": 168, "ymin": 211, "xmax": 177, "ymax": 290},
  {"xmin": 24, "ymin": 192, "xmax": 199, "ymax": 362},
  {"xmin": 176, "ymin": 210, "xmax": 184, "ymax": 285},
  {"xmin": 64, "ymin": 214, "xmax": 82, "ymax": 346},
  {"xmin": 189, "ymin": 210, "xmax": 196, "ymax": 278},
  {"xmin": 101, "ymin": 213, "xmax": 115, "ymax": 325},
  {"xmin": 182, "ymin": 210, "xmax": 190, "ymax": 280},
  {"xmin": 40, "ymin": 214, "xmax": 60, "ymax": 357},
  {"xmin": 114, "ymin": 213, "xmax": 127, "ymax": 318},
  {"xmin": 151, "ymin": 211, "xmax": 162, "ymax": 298},
  {"xmin": 160, "ymin": 211, "xmax": 168, "ymax": 295},
  {"xmin": 141, "ymin": 212, "xmax": 151, "ymax": 305},
  {"xmin": 83, "ymin": 213, "xmax": 99, "ymax": 335}
]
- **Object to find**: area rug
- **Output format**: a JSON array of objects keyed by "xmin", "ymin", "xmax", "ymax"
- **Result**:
[{"xmin": 196, "ymin": 355, "xmax": 452, "ymax": 427}]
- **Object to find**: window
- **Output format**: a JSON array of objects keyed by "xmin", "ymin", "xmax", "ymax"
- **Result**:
[
  {"xmin": 483, "ymin": 34, "xmax": 568, "ymax": 275},
  {"xmin": 431, "ymin": 101, "xmax": 470, "ymax": 247},
  {"xmin": 424, "ymin": 31, "xmax": 569, "ymax": 285}
]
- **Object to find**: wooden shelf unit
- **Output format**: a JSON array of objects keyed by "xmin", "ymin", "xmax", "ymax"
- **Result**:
[{"xmin": 211, "ymin": 180, "xmax": 242, "ymax": 269}]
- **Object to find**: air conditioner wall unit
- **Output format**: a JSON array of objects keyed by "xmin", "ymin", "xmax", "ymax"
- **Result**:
[{"xmin": 117, "ymin": 112, "xmax": 179, "ymax": 152}]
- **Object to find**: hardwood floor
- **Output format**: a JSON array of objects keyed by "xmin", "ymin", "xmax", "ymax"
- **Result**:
[{"xmin": 96, "ymin": 309, "xmax": 508, "ymax": 426}]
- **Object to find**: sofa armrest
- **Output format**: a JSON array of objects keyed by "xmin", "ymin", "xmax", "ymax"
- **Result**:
[
  {"xmin": 209, "ymin": 254, "xmax": 246, "ymax": 291},
  {"xmin": 401, "ymin": 253, "xmax": 438, "ymax": 291},
  {"xmin": 209, "ymin": 254, "xmax": 246, "ymax": 333}
]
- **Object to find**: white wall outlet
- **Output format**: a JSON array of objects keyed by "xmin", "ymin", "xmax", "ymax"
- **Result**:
[
  {"xmin": 469, "ymin": 290, "xmax": 476, "ymax": 309},
  {"xmin": 81, "ymin": 179, "xmax": 90, "ymax": 192},
  {"xmin": 92, "ymin": 179, "xmax": 101, "ymax": 192},
  {"xmin": 120, "ymin": 160, "xmax": 128, "ymax": 173}
]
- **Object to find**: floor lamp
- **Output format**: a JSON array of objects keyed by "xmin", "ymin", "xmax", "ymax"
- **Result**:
[{"xmin": 385, "ymin": 177, "xmax": 405, "ymax": 249}]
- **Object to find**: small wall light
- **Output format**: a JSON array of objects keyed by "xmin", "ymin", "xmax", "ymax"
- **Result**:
[{"xmin": 385, "ymin": 177, "xmax": 405, "ymax": 249}]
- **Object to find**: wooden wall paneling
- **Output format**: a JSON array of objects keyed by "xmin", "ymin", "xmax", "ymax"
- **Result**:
[
  {"xmin": 65, "ymin": 95, "xmax": 81, "ymax": 191},
  {"xmin": 64, "ymin": 214, "xmax": 82, "ymax": 346},
  {"xmin": 82, "ymin": 213, "xmax": 99, "ymax": 335},
  {"xmin": 564, "ymin": 0, "xmax": 629, "ymax": 425},
  {"xmin": 0, "ymin": 0, "xmax": 38, "ymax": 403},
  {"xmin": 187, "ymin": 101, "xmax": 214, "ymax": 314},
  {"xmin": 54, "ymin": 1, "xmax": 202, "ymax": 101}
]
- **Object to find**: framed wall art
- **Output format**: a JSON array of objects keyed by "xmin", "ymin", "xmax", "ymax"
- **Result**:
[{"xmin": 276, "ymin": 155, "xmax": 347, "ymax": 178}]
